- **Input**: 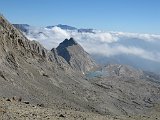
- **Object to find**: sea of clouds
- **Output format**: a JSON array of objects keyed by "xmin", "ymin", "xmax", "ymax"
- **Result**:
[{"xmin": 25, "ymin": 26, "xmax": 160, "ymax": 63}]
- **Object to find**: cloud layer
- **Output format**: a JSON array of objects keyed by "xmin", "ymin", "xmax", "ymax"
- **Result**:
[{"xmin": 24, "ymin": 26, "xmax": 160, "ymax": 63}]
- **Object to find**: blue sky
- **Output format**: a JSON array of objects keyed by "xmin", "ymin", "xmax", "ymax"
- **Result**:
[{"xmin": 0, "ymin": 0, "xmax": 160, "ymax": 34}]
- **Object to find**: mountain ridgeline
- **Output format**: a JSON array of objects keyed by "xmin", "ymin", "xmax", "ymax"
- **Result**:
[{"xmin": 0, "ymin": 15, "xmax": 160, "ymax": 119}]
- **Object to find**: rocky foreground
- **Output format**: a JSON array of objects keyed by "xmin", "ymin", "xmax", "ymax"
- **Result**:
[
  {"xmin": 0, "ymin": 97, "xmax": 117, "ymax": 120},
  {"xmin": 0, "ymin": 97, "xmax": 160, "ymax": 120}
]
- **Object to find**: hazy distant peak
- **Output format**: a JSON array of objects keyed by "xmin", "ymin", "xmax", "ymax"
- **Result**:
[
  {"xmin": 13, "ymin": 24, "xmax": 30, "ymax": 27},
  {"xmin": 13, "ymin": 24, "xmax": 30, "ymax": 33},
  {"xmin": 46, "ymin": 24, "xmax": 77, "ymax": 30}
]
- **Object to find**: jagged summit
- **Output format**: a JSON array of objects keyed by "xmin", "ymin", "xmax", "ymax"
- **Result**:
[
  {"xmin": 58, "ymin": 38, "xmax": 78, "ymax": 48},
  {"xmin": 56, "ymin": 38, "xmax": 97, "ymax": 73}
]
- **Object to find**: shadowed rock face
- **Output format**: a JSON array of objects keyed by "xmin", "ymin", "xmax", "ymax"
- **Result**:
[
  {"xmin": 56, "ymin": 38, "xmax": 97, "ymax": 73},
  {"xmin": 56, "ymin": 38, "xmax": 77, "ymax": 63}
]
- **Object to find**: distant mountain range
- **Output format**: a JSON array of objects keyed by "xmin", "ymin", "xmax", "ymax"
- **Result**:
[
  {"xmin": 13, "ymin": 24, "xmax": 95, "ymax": 33},
  {"xmin": 46, "ymin": 24, "xmax": 77, "ymax": 30},
  {"xmin": 13, "ymin": 24, "xmax": 160, "ymax": 73}
]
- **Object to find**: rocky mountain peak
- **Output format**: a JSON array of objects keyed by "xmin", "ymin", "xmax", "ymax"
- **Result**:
[
  {"xmin": 56, "ymin": 38, "xmax": 97, "ymax": 73},
  {"xmin": 58, "ymin": 38, "xmax": 78, "ymax": 48}
]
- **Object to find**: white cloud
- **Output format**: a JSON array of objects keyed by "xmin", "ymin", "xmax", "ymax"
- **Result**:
[
  {"xmin": 51, "ymin": 26, "xmax": 70, "ymax": 39},
  {"xmin": 113, "ymin": 46, "xmax": 160, "ymax": 62},
  {"xmin": 113, "ymin": 32, "xmax": 160, "ymax": 42},
  {"xmin": 81, "ymin": 42, "xmax": 160, "ymax": 62}
]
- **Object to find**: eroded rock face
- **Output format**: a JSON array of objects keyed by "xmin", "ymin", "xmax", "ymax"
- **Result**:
[
  {"xmin": 56, "ymin": 38, "xmax": 97, "ymax": 73},
  {"xmin": 0, "ymin": 15, "xmax": 46, "ymax": 58}
]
